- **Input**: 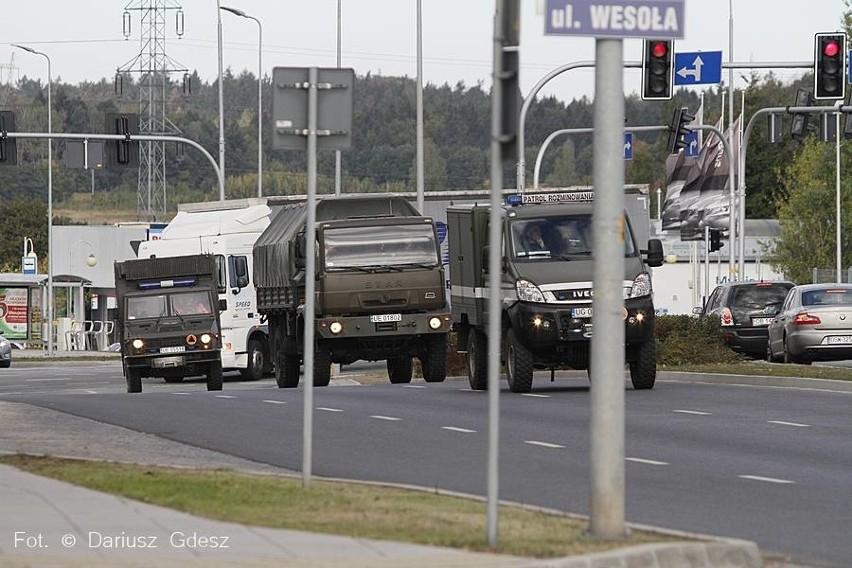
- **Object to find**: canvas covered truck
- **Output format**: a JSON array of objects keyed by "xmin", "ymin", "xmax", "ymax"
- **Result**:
[
  {"xmin": 254, "ymin": 195, "xmax": 452, "ymax": 388},
  {"xmin": 448, "ymin": 189, "xmax": 664, "ymax": 393},
  {"xmin": 114, "ymin": 254, "xmax": 223, "ymax": 393}
]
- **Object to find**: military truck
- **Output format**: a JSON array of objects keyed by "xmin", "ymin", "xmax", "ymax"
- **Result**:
[
  {"xmin": 254, "ymin": 195, "xmax": 451, "ymax": 388},
  {"xmin": 114, "ymin": 254, "xmax": 224, "ymax": 393},
  {"xmin": 448, "ymin": 189, "xmax": 664, "ymax": 393}
]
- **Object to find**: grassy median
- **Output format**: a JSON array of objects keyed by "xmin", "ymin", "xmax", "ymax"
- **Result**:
[{"xmin": 1, "ymin": 454, "xmax": 687, "ymax": 558}]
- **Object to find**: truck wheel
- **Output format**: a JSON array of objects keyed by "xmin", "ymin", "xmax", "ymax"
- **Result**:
[
  {"xmin": 420, "ymin": 335, "xmax": 447, "ymax": 383},
  {"xmin": 241, "ymin": 338, "xmax": 266, "ymax": 381},
  {"xmin": 467, "ymin": 329, "xmax": 488, "ymax": 390},
  {"xmin": 506, "ymin": 329, "xmax": 534, "ymax": 393},
  {"xmin": 276, "ymin": 351, "xmax": 300, "ymax": 388},
  {"xmin": 629, "ymin": 340, "xmax": 656, "ymax": 390},
  {"xmin": 387, "ymin": 357, "xmax": 413, "ymax": 384},
  {"xmin": 313, "ymin": 341, "xmax": 332, "ymax": 387},
  {"xmin": 207, "ymin": 360, "xmax": 224, "ymax": 391},
  {"xmin": 125, "ymin": 367, "xmax": 142, "ymax": 393},
  {"xmin": 162, "ymin": 370, "xmax": 185, "ymax": 383}
]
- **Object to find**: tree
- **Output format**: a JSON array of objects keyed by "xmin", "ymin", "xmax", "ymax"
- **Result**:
[
  {"xmin": 0, "ymin": 200, "xmax": 48, "ymax": 273},
  {"xmin": 543, "ymin": 139, "xmax": 577, "ymax": 187}
]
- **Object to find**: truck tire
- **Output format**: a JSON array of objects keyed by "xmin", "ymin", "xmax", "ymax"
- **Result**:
[
  {"xmin": 506, "ymin": 329, "xmax": 534, "ymax": 393},
  {"xmin": 162, "ymin": 370, "xmax": 185, "ymax": 383},
  {"xmin": 276, "ymin": 351, "xmax": 300, "ymax": 388},
  {"xmin": 387, "ymin": 357, "xmax": 413, "ymax": 384},
  {"xmin": 125, "ymin": 367, "xmax": 142, "ymax": 393},
  {"xmin": 241, "ymin": 338, "xmax": 266, "ymax": 381},
  {"xmin": 467, "ymin": 329, "xmax": 488, "ymax": 390},
  {"xmin": 629, "ymin": 340, "xmax": 656, "ymax": 390},
  {"xmin": 420, "ymin": 335, "xmax": 447, "ymax": 383},
  {"xmin": 313, "ymin": 341, "xmax": 332, "ymax": 387},
  {"xmin": 207, "ymin": 360, "xmax": 224, "ymax": 391}
]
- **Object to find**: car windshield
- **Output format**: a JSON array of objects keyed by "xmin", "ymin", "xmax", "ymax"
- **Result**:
[
  {"xmin": 511, "ymin": 214, "xmax": 636, "ymax": 259},
  {"xmin": 730, "ymin": 284, "xmax": 792, "ymax": 310},
  {"xmin": 126, "ymin": 291, "xmax": 212, "ymax": 320},
  {"xmin": 802, "ymin": 288, "xmax": 852, "ymax": 306},
  {"xmin": 323, "ymin": 224, "xmax": 439, "ymax": 269}
]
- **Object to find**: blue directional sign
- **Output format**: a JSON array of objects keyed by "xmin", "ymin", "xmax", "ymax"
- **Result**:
[
  {"xmin": 683, "ymin": 132, "xmax": 700, "ymax": 157},
  {"xmin": 623, "ymin": 132, "xmax": 633, "ymax": 161},
  {"xmin": 674, "ymin": 51, "xmax": 723, "ymax": 86},
  {"xmin": 544, "ymin": 0, "xmax": 685, "ymax": 39}
]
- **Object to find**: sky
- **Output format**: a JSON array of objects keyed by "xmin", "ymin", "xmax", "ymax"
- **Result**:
[{"xmin": 2, "ymin": 1, "xmax": 849, "ymax": 104}]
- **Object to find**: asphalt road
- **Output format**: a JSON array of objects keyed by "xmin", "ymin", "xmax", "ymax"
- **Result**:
[{"xmin": 2, "ymin": 362, "xmax": 850, "ymax": 567}]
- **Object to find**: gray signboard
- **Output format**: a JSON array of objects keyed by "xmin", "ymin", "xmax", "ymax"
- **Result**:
[
  {"xmin": 544, "ymin": 0, "xmax": 685, "ymax": 39},
  {"xmin": 272, "ymin": 67, "xmax": 354, "ymax": 151}
]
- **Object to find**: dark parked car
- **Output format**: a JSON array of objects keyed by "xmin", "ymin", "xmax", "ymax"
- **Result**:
[
  {"xmin": 766, "ymin": 283, "xmax": 852, "ymax": 364},
  {"xmin": 0, "ymin": 331, "xmax": 11, "ymax": 368},
  {"xmin": 698, "ymin": 280, "xmax": 795, "ymax": 358}
]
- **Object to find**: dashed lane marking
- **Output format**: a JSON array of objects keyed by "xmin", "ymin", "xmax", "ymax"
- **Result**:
[
  {"xmin": 442, "ymin": 426, "xmax": 476, "ymax": 433},
  {"xmin": 263, "ymin": 400, "xmax": 287, "ymax": 405},
  {"xmin": 216, "ymin": 395, "xmax": 236, "ymax": 399},
  {"xmin": 673, "ymin": 409, "xmax": 712, "ymax": 416},
  {"xmin": 317, "ymin": 407, "xmax": 344, "ymax": 412},
  {"xmin": 739, "ymin": 475, "xmax": 795, "ymax": 484},
  {"xmin": 768, "ymin": 420, "xmax": 811, "ymax": 428},
  {"xmin": 370, "ymin": 415, "xmax": 402, "ymax": 421},
  {"xmin": 524, "ymin": 440, "xmax": 564, "ymax": 449},
  {"xmin": 521, "ymin": 393, "xmax": 551, "ymax": 398},
  {"xmin": 626, "ymin": 457, "xmax": 670, "ymax": 466}
]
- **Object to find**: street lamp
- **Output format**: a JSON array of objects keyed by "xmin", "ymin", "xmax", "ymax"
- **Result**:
[
  {"xmin": 14, "ymin": 44, "xmax": 53, "ymax": 356},
  {"xmin": 216, "ymin": 0, "xmax": 226, "ymax": 201},
  {"xmin": 221, "ymin": 5, "xmax": 263, "ymax": 197}
]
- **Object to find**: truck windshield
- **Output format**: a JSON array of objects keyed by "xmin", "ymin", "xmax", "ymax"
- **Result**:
[
  {"xmin": 511, "ymin": 215, "xmax": 637, "ymax": 259},
  {"xmin": 323, "ymin": 224, "xmax": 439, "ymax": 269},
  {"xmin": 126, "ymin": 291, "xmax": 212, "ymax": 320}
]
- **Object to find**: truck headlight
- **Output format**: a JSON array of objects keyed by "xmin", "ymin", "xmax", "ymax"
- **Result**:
[
  {"xmin": 516, "ymin": 279, "xmax": 546, "ymax": 303},
  {"xmin": 329, "ymin": 321, "xmax": 343, "ymax": 334},
  {"xmin": 628, "ymin": 272, "xmax": 652, "ymax": 298},
  {"xmin": 428, "ymin": 317, "xmax": 443, "ymax": 330},
  {"xmin": 200, "ymin": 333, "xmax": 213, "ymax": 345},
  {"xmin": 131, "ymin": 338, "xmax": 145, "ymax": 350}
]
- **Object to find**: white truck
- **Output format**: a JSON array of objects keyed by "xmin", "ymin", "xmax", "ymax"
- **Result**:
[{"xmin": 136, "ymin": 198, "xmax": 274, "ymax": 380}]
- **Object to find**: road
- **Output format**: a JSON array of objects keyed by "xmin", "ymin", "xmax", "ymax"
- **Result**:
[{"xmin": 2, "ymin": 361, "xmax": 850, "ymax": 567}]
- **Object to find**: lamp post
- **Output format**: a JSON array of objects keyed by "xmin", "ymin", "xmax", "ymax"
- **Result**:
[
  {"xmin": 216, "ymin": 0, "xmax": 226, "ymax": 200},
  {"xmin": 335, "ymin": 0, "xmax": 342, "ymax": 196},
  {"xmin": 13, "ymin": 44, "xmax": 53, "ymax": 355},
  {"xmin": 221, "ymin": 5, "xmax": 263, "ymax": 197}
]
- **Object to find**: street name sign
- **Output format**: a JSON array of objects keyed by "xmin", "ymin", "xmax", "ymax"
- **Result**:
[
  {"xmin": 674, "ymin": 51, "xmax": 722, "ymax": 85},
  {"xmin": 544, "ymin": 0, "xmax": 684, "ymax": 39}
]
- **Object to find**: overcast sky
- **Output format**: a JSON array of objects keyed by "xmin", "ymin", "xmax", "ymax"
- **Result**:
[{"xmin": 3, "ymin": 1, "xmax": 848, "ymax": 103}]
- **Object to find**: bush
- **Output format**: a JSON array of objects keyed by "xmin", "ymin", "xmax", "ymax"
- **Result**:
[{"xmin": 655, "ymin": 315, "xmax": 741, "ymax": 366}]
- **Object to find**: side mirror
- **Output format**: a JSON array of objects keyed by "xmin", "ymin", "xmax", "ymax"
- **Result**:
[
  {"xmin": 643, "ymin": 239, "xmax": 664, "ymax": 267},
  {"xmin": 227, "ymin": 255, "xmax": 250, "ymax": 293}
]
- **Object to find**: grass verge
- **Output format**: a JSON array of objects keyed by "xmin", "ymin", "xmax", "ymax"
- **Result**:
[
  {"xmin": 663, "ymin": 360, "xmax": 852, "ymax": 381},
  {"xmin": 1, "ymin": 454, "xmax": 687, "ymax": 559}
]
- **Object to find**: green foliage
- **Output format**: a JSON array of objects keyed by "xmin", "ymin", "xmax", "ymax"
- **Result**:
[
  {"xmin": 655, "ymin": 315, "xmax": 742, "ymax": 366},
  {"xmin": 0, "ymin": 200, "xmax": 48, "ymax": 273}
]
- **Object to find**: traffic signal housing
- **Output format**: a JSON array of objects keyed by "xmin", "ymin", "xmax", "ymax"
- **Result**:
[
  {"xmin": 105, "ymin": 113, "xmax": 139, "ymax": 167},
  {"xmin": 708, "ymin": 228, "xmax": 723, "ymax": 253},
  {"xmin": 641, "ymin": 40, "xmax": 674, "ymax": 101},
  {"xmin": 666, "ymin": 107, "xmax": 694, "ymax": 154},
  {"xmin": 790, "ymin": 88, "xmax": 814, "ymax": 141},
  {"xmin": 0, "ymin": 110, "xmax": 17, "ymax": 165},
  {"xmin": 814, "ymin": 32, "xmax": 847, "ymax": 100},
  {"xmin": 497, "ymin": 0, "xmax": 520, "ymax": 164}
]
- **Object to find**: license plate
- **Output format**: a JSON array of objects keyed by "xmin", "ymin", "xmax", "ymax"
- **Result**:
[
  {"xmin": 572, "ymin": 307, "xmax": 593, "ymax": 318},
  {"xmin": 826, "ymin": 335, "xmax": 852, "ymax": 344},
  {"xmin": 160, "ymin": 345, "xmax": 186, "ymax": 354},
  {"xmin": 751, "ymin": 317, "xmax": 773, "ymax": 326},
  {"xmin": 370, "ymin": 313, "xmax": 402, "ymax": 323}
]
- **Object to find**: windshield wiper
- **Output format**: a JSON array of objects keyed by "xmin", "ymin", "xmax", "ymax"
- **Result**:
[{"xmin": 556, "ymin": 251, "xmax": 593, "ymax": 260}]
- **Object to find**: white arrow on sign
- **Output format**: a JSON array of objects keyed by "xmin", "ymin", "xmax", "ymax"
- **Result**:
[
  {"xmin": 623, "ymin": 139, "xmax": 632, "ymax": 154},
  {"xmin": 676, "ymin": 54, "xmax": 705, "ymax": 82},
  {"xmin": 689, "ymin": 138, "xmax": 698, "ymax": 153}
]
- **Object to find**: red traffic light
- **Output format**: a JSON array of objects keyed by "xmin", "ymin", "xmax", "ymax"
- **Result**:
[
  {"xmin": 823, "ymin": 40, "xmax": 841, "ymax": 58},
  {"xmin": 650, "ymin": 41, "xmax": 668, "ymax": 58}
]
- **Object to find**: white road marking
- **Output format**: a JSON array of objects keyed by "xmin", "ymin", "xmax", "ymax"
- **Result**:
[
  {"xmin": 317, "ymin": 407, "xmax": 344, "ymax": 412},
  {"xmin": 626, "ymin": 457, "xmax": 670, "ymax": 466},
  {"xmin": 673, "ymin": 409, "xmax": 712, "ymax": 416},
  {"xmin": 521, "ymin": 393, "xmax": 551, "ymax": 398},
  {"xmin": 403, "ymin": 385, "xmax": 426, "ymax": 389},
  {"xmin": 768, "ymin": 420, "xmax": 811, "ymax": 428},
  {"xmin": 171, "ymin": 392, "xmax": 191, "ymax": 395},
  {"xmin": 263, "ymin": 400, "xmax": 287, "ymax": 405},
  {"xmin": 524, "ymin": 440, "xmax": 564, "ymax": 449},
  {"xmin": 216, "ymin": 395, "xmax": 236, "ymax": 399},
  {"xmin": 739, "ymin": 475, "xmax": 795, "ymax": 484},
  {"xmin": 442, "ymin": 426, "xmax": 476, "ymax": 433},
  {"xmin": 27, "ymin": 378, "xmax": 68, "ymax": 382},
  {"xmin": 370, "ymin": 415, "xmax": 401, "ymax": 421}
]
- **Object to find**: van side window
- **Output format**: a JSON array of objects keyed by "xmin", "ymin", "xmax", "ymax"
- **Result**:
[{"xmin": 215, "ymin": 255, "xmax": 227, "ymax": 294}]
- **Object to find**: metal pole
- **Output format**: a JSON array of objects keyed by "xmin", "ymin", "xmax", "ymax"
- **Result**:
[
  {"xmin": 335, "ymin": 0, "xmax": 342, "ymax": 196},
  {"xmin": 216, "ymin": 0, "xmax": 226, "ymax": 200},
  {"xmin": 415, "ymin": 0, "xmax": 425, "ymax": 213},
  {"xmin": 704, "ymin": 225, "xmax": 710, "ymax": 305},
  {"xmin": 589, "ymin": 38, "xmax": 625, "ymax": 539},
  {"xmin": 255, "ymin": 16, "xmax": 263, "ymax": 197},
  {"xmin": 14, "ymin": 44, "xmax": 53, "ymax": 356},
  {"xmin": 728, "ymin": 0, "xmax": 736, "ymax": 277},
  {"xmin": 837, "ymin": 108, "xmax": 842, "ymax": 282},
  {"xmin": 303, "ymin": 67, "xmax": 319, "ymax": 488}
]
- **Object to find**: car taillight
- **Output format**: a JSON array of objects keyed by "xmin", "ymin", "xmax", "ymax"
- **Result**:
[
  {"xmin": 720, "ymin": 307, "xmax": 733, "ymax": 326},
  {"xmin": 793, "ymin": 312, "xmax": 821, "ymax": 325}
]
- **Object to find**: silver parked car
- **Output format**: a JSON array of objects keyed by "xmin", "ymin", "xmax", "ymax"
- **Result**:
[
  {"xmin": 0, "ymin": 332, "xmax": 11, "ymax": 368},
  {"xmin": 766, "ymin": 283, "xmax": 852, "ymax": 364}
]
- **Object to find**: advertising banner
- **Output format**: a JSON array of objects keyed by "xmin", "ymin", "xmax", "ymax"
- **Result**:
[{"xmin": 0, "ymin": 288, "xmax": 29, "ymax": 339}]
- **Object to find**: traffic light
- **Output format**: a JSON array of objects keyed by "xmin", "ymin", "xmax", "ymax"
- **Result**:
[
  {"xmin": 0, "ymin": 110, "xmax": 17, "ymax": 165},
  {"xmin": 790, "ymin": 88, "xmax": 814, "ymax": 141},
  {"xmin": 666, "ymin": 107, "xmax": 694, "ymax": 154},
  {"xmin": 105, "ymin": 113, "xmax": 139, "ymax": 167},
  {"xmin": 641, "ymin": 40, "xmax": 674, "ymax": 101},
  {"xmin": 814, "ymin": 33, "xmax": 847, "ymax": 100},
  {"xmin": 708, "ymin": 228, "xmax": 723, "ymax": 253}
]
